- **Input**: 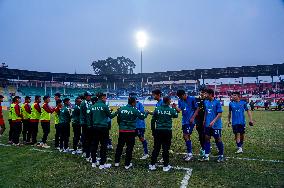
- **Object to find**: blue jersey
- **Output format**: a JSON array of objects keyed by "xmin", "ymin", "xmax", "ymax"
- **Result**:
[
  {"xmin": 204, "ymin": 99, "xmax": 223, "ymax": 129},
  {"xmin": 229, "ymin": 100, "xmax": 248, "ymax": 126},
  {"xmin": 156, "ymin": 99, "xmax": 163, "ymax": 107},
  {"xmin": 136, "ymin": 101, "xmax": 146, "ymax": 128},
  {"xmin": 178, "ymin": 96, "xmax": 197, "ymax": 125}
]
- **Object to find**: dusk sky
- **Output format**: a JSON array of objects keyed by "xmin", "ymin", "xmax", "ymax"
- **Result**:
[{"xmin": 0, "ymin": 0, "xmax": 284, "ymax": 74}]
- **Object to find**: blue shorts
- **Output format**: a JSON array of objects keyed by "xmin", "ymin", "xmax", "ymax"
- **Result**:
[
  {"xmin": 204, "ymin": 127, "xmax": 222, "ymax": 138},
  {"xmin": 136, "ymin": 128, "xmax": 145, "ymax": 138},
  {"xmin": 182, "ymin": 124, "xmax": 195, "ymax": 135},
  {"xmin": 232, "ymin": 124, "xmax": 245, "ymax": 134}
]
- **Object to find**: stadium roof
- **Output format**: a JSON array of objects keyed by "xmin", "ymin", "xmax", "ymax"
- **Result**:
[{"xmin": 0, "ymin": 63, "xmax": 283, "ymax": 83}]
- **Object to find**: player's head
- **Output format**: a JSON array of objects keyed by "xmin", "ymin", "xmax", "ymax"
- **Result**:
[
  {"xmin": 35, "ymin": 95, "xmax": 41, "ymax": 103},
  {"xmin": 152, "ymin": 89, "xmax": 162, "ymax": 100},
  {"xmin": 128, "ymin": 97, "xmax": 137, "ymax": 106},
  {"xmin": 84, "ymin": 91, "xmax": 92, "ymax": 101},
  {"xmin": 96, "ymin": 92, "xmax": 107, "ymax": 103},
  {"xmin": 75, "ymin": 96, "xmax": 82, "ymax": 105},
  {"xmin": 163, "ymin": 96, "xmax": 171, "ymax": 105},
  {"xmin": 25, "ymin": 96, "xmax": 31, "ymax": 103},
  {"xmin": 43, "ymin": 95, "xmax": 50, "ymax": 103},
  {"xmin": 0, "ymin": 95, "xmax": 4, "ymax": 102},
  {"xmin": 13, "ymin": 96, "xmax": 21, "ymax": 104},
  {"xmin": 56, "ymin": 99, "xmax": 62, "ymax": 107},
  {"xmin": 231, "ymin": 91, "xmax": 241, "ymax": 101},
  {"xmin": 199, "ymin": 87, "xmax": 206, "ymax": 99},
  {"xmin": 129, "ymin": 93, "xmax": 138, "ymax": 100},
  {"xmin": 63, "ymin": 98, "xmax": 70, "ymax": 106},
  {"xmin": 176, "ymin": 90, "xmax": 187, "ymax": 100},
  {"xmin": 205, "ymin": 89, "xmax": 214, "ymax": 99},
  {"xmin": 54, "ymin": 93, "xmax": 61, "ymax": 101},
  {"xmin": 91, "ymin": 96, "xmax": 98, "ymax": 105}
]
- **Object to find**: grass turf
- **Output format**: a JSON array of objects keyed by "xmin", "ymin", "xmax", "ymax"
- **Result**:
[{"xmin": 0, "ymin": 107, "xmax": 283, "ymax": 188}]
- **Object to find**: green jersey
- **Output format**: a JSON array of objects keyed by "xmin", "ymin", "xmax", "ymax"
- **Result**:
[
  {"xmin": 59, "ymin": 105, "xmax": 71, "ymax": 124},
  {"xmin": 72, "ymin": 104, "xmax": 80, "ymax": 124},
  {"xmin": 151, "ymin": 104, "xmax": 178, "ymax": 130},
  {"xmin": 90, "ymin": 100, "xmax": 116, "ymax": 128},
  {"xmin": 117, "ymin": 104, "xmax": 148, "ymax": 131},
  {"xmin": 80, "ymin": 100, "xmax": 92, "ymax": 125}
]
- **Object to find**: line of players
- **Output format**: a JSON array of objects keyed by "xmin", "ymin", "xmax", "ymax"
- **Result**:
[{"xmin": 0, "ymin": 88, "xmax": 254, "ymax": 171}]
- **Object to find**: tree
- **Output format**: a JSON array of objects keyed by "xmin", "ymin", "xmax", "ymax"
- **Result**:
[{"xmin": 91, "ymin": 56, "xmax": 136, "ymax": 75}]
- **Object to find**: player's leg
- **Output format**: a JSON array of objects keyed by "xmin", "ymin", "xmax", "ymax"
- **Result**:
[
  {"xmin": 91, "ymin": 128, "xmax": 99, "ymax": 167},
  {"xmin": 85, "ymin": 127, "xmax": 92, "ymax": 159},
  {"xmin": 107, "ymin": 121, "xmax": 113, "ymax": 150},
  {"xmin": 0, "ymin": 123, "xmax": 6, "ymax": 136},
  {"xmin": 214, "ymin": 129, "xmax": 224, "ymax": 162},
  {"xmin": 196, "ymin": 123, "xmax": 205, "ymax": 157},
  {"xmin": 200, "ymin": 127, "xmax": 211, "ymax": 161},
  {"xmin": 81, "ymin": 124, "xmax": 87, "ymax": 157},
  {"xmin": 22, "ymin": 120, "xmax": 28, "ymax": 143},
  {"xmin": 59, "ymin": 124, "xmax": 64, "ymax": 151},
  {"xmin": 136, "ymin": 128, "xmax": 149, "ymax": 159},
  {"xmin": 182, "ymin": 124, "xmax": 194, "ymax": 161},
  {"xmin": 12, "ymin": 122, "xmax": 21, "ymax": 145},
  {"xmin": 64, "ymin": 124, "xmax": 70, "ymax": 151},
  {"xmin": 162, "ymin": 130, "xmax": 172, "ymax": 172},
  {"xmin": 72, "ymin": 123, "xmax": 80, "ymax": 154},
  {"xmin": 54, "ymin": 124, "xmax": 60, "ymax": 149},
  {"xmin": 115, "ymin": 132, "xmax": 126, "ymax": 166},
  {"xmin": 98, "ymin": 128, "xmax": 111, "ymax": 169},
  {"xmin": 125, "ymin": 132, "xmax": 135, "ymax": 169},
  {"xmin": 8, "ymin": 120, "xmax": 13, "ymax": 144},
  {"xmin": 150, "ymin": 130, "xmax": 162, "ymax": 170}
]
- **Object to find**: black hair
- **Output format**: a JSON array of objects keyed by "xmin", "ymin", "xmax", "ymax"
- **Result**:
[
  {"xmin": 56, "ymin": 99, "xmax": 62, "ymax": 105},
  {"xmin": 25, "ymin": 96, "xmax": 31, "ymax": 100},
  {"xmin": 129, "ymin": 92, "xmax": 137, "ymax": 98},
  {"xmin": 91, "ymin": 96, "xmax": 98, "ymax": 103},
  {"xmin": 232, "ymin": 91, "xmax": 241, "ymax": 96},
  {"xmin": 63, "ymin": 98, "xmax": 70, "ymax": 104},
  {"xmin": 54, "ymin": 93, "xmax": 61, "ymax": 98},
  {"xmin": 35, "ymin": 95, "xmax": 41, "ymax": 100},
  {"xmin": 152, "ymin": 89, "xmax": 162, "ymax": 95},
  {"xmin": 43, "ymin": 95, "xmax": 50, "ymax": 101},
  {"xmin": 128, "ymin": 97, "xmax": 136, "ymax": 105},
  {"xmin": 96, "ymin": 92, "xmax": 105, "ymax": 99},
  {"xmin": 12, "ymin": 96, "xmax": 20, "ymax": 103},
  {"xmin": 176, "ymin": 90, "xmax": 186, "ymax": 97},
  {"xmin": 206, "ymin": 89, "xmax": 214, "ymax": 96},
  {"xmin": 0, "ymin": 95, "xmax": 4, "ymax": 99},
  {"xmin": 163, "ymin": 96, "xmax": 171, "ymax": 104}
]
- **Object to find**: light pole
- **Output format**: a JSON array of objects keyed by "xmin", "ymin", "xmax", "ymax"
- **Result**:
[{"xmin": 136, "ymin": 31, "xmax": 147, "ymax": 93}]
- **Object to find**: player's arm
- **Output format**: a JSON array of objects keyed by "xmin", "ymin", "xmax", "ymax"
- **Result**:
[
  {"xmin": 209, "ymin": 101, "xmax": 223, "ymax": 127},
  {"xmin": 228, "ymin": 111, "xmax": 231, "ymax": 127},
  {"xmin": 15, "ymin": 104, "xmax": 23, "ymax": 118},
  {"xmin": 105, "ymin": 105, "xmax": 117, "ymax": 119},
  {"xmin": 209, "ymin": 112, "xmax": 222, "ymax": 127},
  {"xmin": 135, "ymin": 109, "xmax": 148, "ymax": 120},
  {"xmin": 25, "ymin": 104, "xmax": 31, "ymax": 114},
  {"xmin": 190, "ymin": 107, "xmax": 199, "ymax": 124},
  {"xmin": 172, "ymin": 108, "xmax": 178, "ymax": 118},
  {"xmin": 246, "ymin": 103, "xmax": 254, "ymax": 126},
  {"xmin": 172, "ymin": 101, "xmax": 182, "ymax": 113},
  {"xmin": 150, "ymin": 110, "xmax": 157, "ymax": 132},
  {"xmin": 228, "ymin": 103, "xmax": 232, "ymax": 126},
  {"xmin": 35, "ymin": 103, "xmax": 41, "ymax": 113}
]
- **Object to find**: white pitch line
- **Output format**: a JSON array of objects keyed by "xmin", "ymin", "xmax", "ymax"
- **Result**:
[
  {"xmin": 157, "ymin": 165, "xmax": 193, "ymax": 188},
  {"xmin": 30, "ymin": 148, "xmax": 53, "ymax": 153},
  {"xmin": 0, "ymin": 143, "xmax": 11, "ymax": 147},
  {"xmin": 0, "ymin": 145, "xmax": 194, "ymax": 187},
  {"xmin": 176, "ymin": 152, "xmax": 284, "ymax": 163}
]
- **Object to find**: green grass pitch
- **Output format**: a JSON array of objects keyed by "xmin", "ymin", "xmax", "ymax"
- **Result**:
[{"xmin": 0, "ymin": 107, "xmax": 283, "ymax": 188}]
